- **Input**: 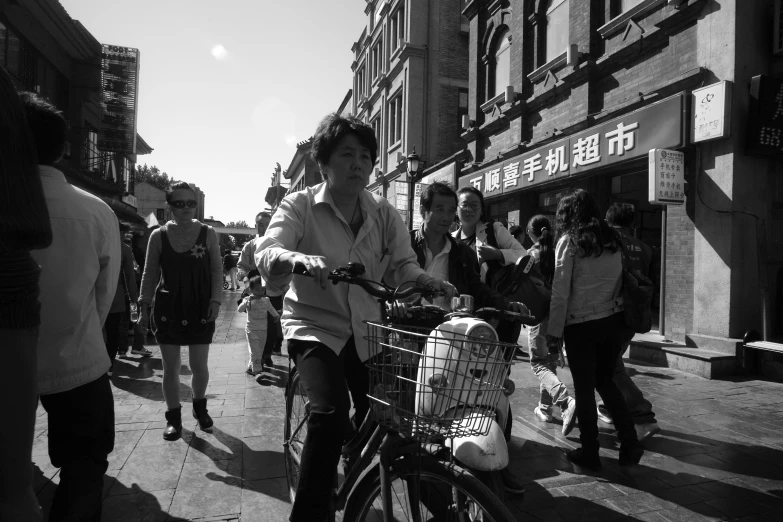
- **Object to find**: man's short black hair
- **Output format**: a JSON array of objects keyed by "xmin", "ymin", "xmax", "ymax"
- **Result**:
[
  {"xmin": 509, "ymin": 225, "xmax": 523, "ymax": 238},
  {"xmin": 606, "ymin": 202, "xmax": 635, "ymax": 228},
  {"xmin": 420, "ymin": 182, "xmax": 458, "ymax": 213},
  {"xmin": 255, "ymin": 211, "xmax": 271, "ymax": 222},
  {"xmin": 19, "ymin": 92, "xmax": 68, "ymax": 166},
  {"xmin": 310, "ymin": 113, "xmax": 378, "ymax": 168}
]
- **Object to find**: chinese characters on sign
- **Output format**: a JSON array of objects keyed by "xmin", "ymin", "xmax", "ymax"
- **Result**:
[
  {"xmin": 648, "ymin": 149, "xmax": 685, "ymax": 205},
  {"xmin": 412, "ymin": 183, "xmax": 427, "ymax": 230},
  {"xmin": 692, "ymin": 81, "xmax": 732, "ymax": 143},
  {"xmin": 99, "ymin": 44, "xmax": 140, "ymax": 154},
  {"xmin": 458, "ymin": 93, "xmax": 685, "ymax": 196}
]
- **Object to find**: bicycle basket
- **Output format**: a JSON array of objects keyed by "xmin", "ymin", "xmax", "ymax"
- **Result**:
[{"xmin": 365, "ymin": 321, "xmax": 516, "ymax": 442}]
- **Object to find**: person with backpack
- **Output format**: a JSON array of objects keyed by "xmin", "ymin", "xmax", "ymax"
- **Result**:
[
  {"xmin": 223, "ymin": 250, "xmax": 239, "ymax": 291},
  {"xmin": 547, "ymin": 189, "xmax": 643, "ymax": 471},
  {"xmin": 597, "ymin": 203, "xmax": 660, "ymax": 442},
  {"xmin": 525, "ymin": 215, "xmax": 577, "ymax": 436},
  {"xmin": 453, "ymin": 185, "xmax": 525, "ymax": 343}
]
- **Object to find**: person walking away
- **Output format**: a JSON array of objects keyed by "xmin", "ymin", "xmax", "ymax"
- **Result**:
[
  {"xmin": 598, "ymin": 202, "xmax": 660, "ymax": 442},
  {"xmin": 508, "ymin": 225, "xmax": 526, "ymax": 248},
  {"xmin": 0, "ymin": 66, "xmax": 52, "ymax": 522},
  {"xmin": 238, "ymin": 211, "xmax": 285, "ymax": 356},
  {"xmin": 526, "ymin": 215, "xmax": 577, "ymax": 436},
  {"xmin": 23, "ymin": 92, "xmax": 121, "ymax": 521},
  {"xmin": 138, "ymin": 181, "xmax": 223, "ymax": 441},
  {"xmin": 105, "ymin": 222, "xmax": 142, "ymax": 376},
  {"xmin": 547, "ymin": 189, "xmax": 643, "ymax": 471},
  {"xmin": 239, "ymin": 275, "xmax": 280, "ymax": 374},
  {"xmin": 224, "ymin": 249, "xmax": 239, "ymax": 290},
  {"xmin": 255, "ymin": 114, "xmax": 457, "ymax": 521}
]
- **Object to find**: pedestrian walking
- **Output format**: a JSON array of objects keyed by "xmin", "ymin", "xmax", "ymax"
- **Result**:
[
  {"xmin": 0, "ymin": 65, "xmax": 52, "ymax": 522},
  {"xmin": 104, "ymin": 222, "xmax": 142, "ymax": 376},
  {"xmin": 597, "ymin": 202, "xmax": 661, "ymax": 442},
  {"xmin": 239, "ymin": 275, "xmax": 279, "ymax": 375},
  {"xmin": 138, "ymin": 181, "xmax": 223, "ymax": 441},
  {"xmin": 23, "ymin": 91, "xmax": 121, "ymax": 521},
  {"xmin": 525, "ymin": 215, "xmax": 577, "ymax": 436},
  {"xmin": 547, "ymin": 189, "xmax": 643, "ymax": 471},
  {"xmin": 238, "ymin": 211, "xmax": 285, "ymax": 356},
  {"xmin": 224, "ymin": 249, "xmax": 239, "ymax": 290}
]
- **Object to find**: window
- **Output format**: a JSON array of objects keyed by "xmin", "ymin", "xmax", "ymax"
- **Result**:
[
  {"xmin": 371, "ymin": 40, "xmax": 383, "ymax": 79},
  {"xmin": 617, "ymin": 0, "xmax": 644, "ymax": 14},
  {"xmin": 388, "ymin": 94, "xmax": 403, "ymax": 146},
  {"xmin": 458, "ymin": 88, "xmax": 469, "ymax": 129},
  {"xmin": 356, "ymin": 66, "xmax": 366, "ymax": 99},
  {"xmin": 84, "ymin": 127, "xmax": 100, "ymax": 171},
  {"xmin": 492, "ymin": 30, "xmax": 511, "ymax": 98},
  {"xmin": 545, "ymin": 0, "xmax": 569, "ymax": 63},
  {"xmin": 390, "ymin": 8, "xmax": 405, "ymax": 52},
  {"xmin": 371, "ymin": 116, "xmax": 382, "ymax": 158}
]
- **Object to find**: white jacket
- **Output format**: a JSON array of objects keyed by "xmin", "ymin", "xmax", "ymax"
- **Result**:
[{"xmin": 453, "ymin": 220, "xmax": 525, "ymax": 283}]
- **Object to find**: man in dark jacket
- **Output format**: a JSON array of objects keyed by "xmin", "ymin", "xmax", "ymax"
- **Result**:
[
  {"xmin": 599, "ymin": 203, "xmax": 660, "ymax": 443},
  {"xmin": 410, "ymin": 182, "xmax": 527, "ymax": 495}
]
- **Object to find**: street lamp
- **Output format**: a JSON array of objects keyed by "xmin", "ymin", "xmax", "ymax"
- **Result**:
[{"xmin": 406, "ymin": 147, "xmax": 421, "ymax": 230}]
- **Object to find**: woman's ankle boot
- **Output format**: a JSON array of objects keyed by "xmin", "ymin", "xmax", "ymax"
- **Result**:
[
  {"xmin": 163, "ymin": 407, "xmax": 182, "ymax": 441},
  {"xmin": 193, "ymin": 398, "xmax": 213, "ymax": 430}
]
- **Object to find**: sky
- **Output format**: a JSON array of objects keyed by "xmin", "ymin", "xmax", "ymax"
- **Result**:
[{"xmin": 60, "ymin": 0, "xmax": 368, "ymax": 224}]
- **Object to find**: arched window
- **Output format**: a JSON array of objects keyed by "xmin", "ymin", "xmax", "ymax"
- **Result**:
[
  {"xmin": 545, "ymin": 0, "xmax": 569, "ymax": 63},
  {"xmin": 492, "ymin": 29, "xmax": 511, "ymax": 98}
]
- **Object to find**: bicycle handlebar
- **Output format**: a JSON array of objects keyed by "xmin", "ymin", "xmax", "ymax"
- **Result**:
[
  {"xmin": 292, "ymin": 262, "xmax": 443, "ymax": 301},
  {"xmin": 474, "ymin": 307, "xmax": 538, "ymax": 326}
]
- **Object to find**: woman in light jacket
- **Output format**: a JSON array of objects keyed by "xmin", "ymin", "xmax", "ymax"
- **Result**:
[{"xmin": 546, "ymin": 189, "xmax": 642, "ymax": 471}]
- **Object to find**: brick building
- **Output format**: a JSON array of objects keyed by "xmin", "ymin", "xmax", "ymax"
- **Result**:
[
  {"xmin": 0, "ymin": 0, "xmax": 151, "ymax": 226},
  {"xmin": 351, "ymin": 0, "xmax": 470, "ymax": 226},
  {"xmin": 457, "ymin": 0, "xmax": 783, "ymax": 378}
]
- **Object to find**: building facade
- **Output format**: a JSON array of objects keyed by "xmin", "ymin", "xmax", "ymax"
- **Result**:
[
  {"xmin": 134, "ymin": 181, "xmax": 171, "ymax": 224},
  {"xmin": 458, "ymin": 0, "xmax": 783, "ymax": 378},
  {"xmin": 0, "ymin": 0, "xmax": 150, "ymax": 225},
  {"xmin": 351, "ymin": 0, "xmax": 470, "ymax": 226}
]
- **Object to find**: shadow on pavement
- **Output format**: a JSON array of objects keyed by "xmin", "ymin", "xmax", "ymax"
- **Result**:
[{"xmin": 101, "ymin": 478, "xmax": 189, "ymax": 521}]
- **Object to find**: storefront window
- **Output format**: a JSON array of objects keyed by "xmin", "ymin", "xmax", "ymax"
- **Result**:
[
  {"xmin": 492, "ymin": 30, "xmax": 511, "ymax": 98},
  {"xmin": 388, "ymin": 94, "xmax": 403, "ymax": 147},
  {"xmin": 545, "ymin": 0, "xmax": 569, "ymax": 63}
]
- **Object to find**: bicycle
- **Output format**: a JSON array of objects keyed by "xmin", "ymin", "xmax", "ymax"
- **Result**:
[{"xmin": 283, "ymin": 262, "xmax": 522, "ymax": 522}]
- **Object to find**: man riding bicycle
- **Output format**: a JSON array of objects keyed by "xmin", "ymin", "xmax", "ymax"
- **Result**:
[{"xmin": 254, "ymin": 114, "xmax": 457, "ymax": 522}]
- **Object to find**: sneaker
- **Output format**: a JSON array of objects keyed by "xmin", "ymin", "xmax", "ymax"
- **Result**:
[
  {"xmin": 597, "ymin": 404, "xmax": 613, "ymax": 425},
  {"xmin": 566, "ymin": 448, "xmax": 602, "ymax": 471},
  {"xmin": 635, "ymin": 422, "xmax": 661, "ymax": 442},
  {"xmin": 131, "ymin": 347, "xmax": 153, "ymax": 357},
  {"xmin": 561, "ymin": 397, "xmax": 577, "ymax": 436},
  {"xmin": 500, "ymin": 468, "xmax": 526, "ymax": 494},
  {"xmin": 533, "ymin": 406, "xmax": 553, "ymax": 422}
]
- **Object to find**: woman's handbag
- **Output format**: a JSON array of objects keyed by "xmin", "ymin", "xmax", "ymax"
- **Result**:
[
  {"xmin": 493, "ymin": 255, "xmax": 552, "ymax": 324},
  {"xmin": 618, "ymin": 237, "xmax": 655, "ymax": 334}
]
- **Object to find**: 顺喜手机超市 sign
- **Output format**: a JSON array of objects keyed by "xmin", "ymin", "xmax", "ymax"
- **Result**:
[{"xmin": 459, "ymin": 92, "xmax": 686, "ymax": 197}]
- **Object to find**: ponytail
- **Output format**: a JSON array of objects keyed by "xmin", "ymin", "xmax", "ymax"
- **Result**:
[{"xmin": 528, "ymin": 215, "xmax": 554, "ymax": 283}]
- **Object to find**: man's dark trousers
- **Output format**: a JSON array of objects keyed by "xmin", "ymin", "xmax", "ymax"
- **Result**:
[{"xmin": 39, "ymin": 374, "xmax": 115, "ymax": 521}]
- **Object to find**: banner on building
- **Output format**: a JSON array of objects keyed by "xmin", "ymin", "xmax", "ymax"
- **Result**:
[
  {"xmin": 648, "ymin": 148, "xmax": 685, "ymax": 205},
  {"xmin": 459, "ymin": 92, "xmax": 686, "ymax": 197},
  {"xmin": 99, "ymin": 44, "xmax": 140, "ymax": 154}
]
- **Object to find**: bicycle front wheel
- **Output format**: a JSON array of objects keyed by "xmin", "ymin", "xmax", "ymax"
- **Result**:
[
  {"xmin": 343, "ymin": 456, "xmax": 516, "ymax": 522},
  {"xmin": 284, "ymin": 369, "xmax": 308, "ymax": 504}
]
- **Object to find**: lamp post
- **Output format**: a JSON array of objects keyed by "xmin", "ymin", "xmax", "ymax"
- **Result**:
[{"xmin": 406, "ymin": 147, "xmax": 421, "ymax": 230}]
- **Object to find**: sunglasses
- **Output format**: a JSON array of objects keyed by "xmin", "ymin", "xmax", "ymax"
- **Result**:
[{"xmin": 170, "ymin": 200, "xmax": 197, "ymax": 209}]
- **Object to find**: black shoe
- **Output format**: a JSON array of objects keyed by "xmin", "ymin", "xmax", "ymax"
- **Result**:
[
  {"xmin": 193, "ymin": 398, "xmax": 213, "ymax": 430},
  {"xmin": 619, "ymin": 440, "xmax": 644, "ymax": 466},
  {"xmin": 500, "ymin": 468, "xmax": 526, "ymax": 494},
  {"xmin": 566, "ymin": 448, "xmax": 601, "ymax": 471},
  {"xmin": 163, "ymin": 407, "xmax": 182, "ymax": 441}
]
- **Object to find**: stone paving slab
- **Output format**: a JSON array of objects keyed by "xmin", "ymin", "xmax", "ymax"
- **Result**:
[{"xmin": 31, "ymin": 289, "xmax": 783, "ymax": 521}]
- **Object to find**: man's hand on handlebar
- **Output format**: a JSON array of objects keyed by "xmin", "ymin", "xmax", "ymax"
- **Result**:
[
  {"xmin": 292, "ymin": 254, "xmax": 329, "ymax": 289},
  {"xmin": 419, "ymin": 277, "xmax": 458, "ymax": 301},
  {"xmin": 505, "ymin": 300, "xmax": 531, "ymax": 316}
]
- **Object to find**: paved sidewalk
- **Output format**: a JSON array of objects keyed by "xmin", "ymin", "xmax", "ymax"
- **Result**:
[{"xmin": 32, "ymin": 290, "xmax": 783, "ymax": 521}]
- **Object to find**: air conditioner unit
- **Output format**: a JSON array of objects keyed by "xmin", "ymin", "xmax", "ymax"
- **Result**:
[
  {"xmin": 775, "ymin": 0, "xmax": 783, "ymax": 55},
  {"xmin": 461, "ymin": 114, "xmax": 475, "ymax": 130}
]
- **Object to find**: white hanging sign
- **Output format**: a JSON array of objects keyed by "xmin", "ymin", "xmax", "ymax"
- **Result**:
[{"xmin": 648, "ymin": 149, "xmax": 685, "ymax": 205}]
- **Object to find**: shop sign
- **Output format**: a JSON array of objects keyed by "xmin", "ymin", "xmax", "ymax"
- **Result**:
[
  {"xmin": 122, "ymin": 194, "xmax": 138, "ymax": 208},
  {"xmin": 391, "ymin": 181, "xmax": 409, "ymax": 226},
  {"xmin": 420, "ymin": 163, "xmax": 456, "ymax": 187},
  {"xmin": 459, "ymin": 92, "xmax": 686, "ymax": 197},
  {"xmin": 692, "ymin": 81, "xmax": 732, "ymax": 143},
  {"xmin": 99, "ymin": 44, "xmax": 140, "ymax": 154},
  {"xmin": 412, "ymin": 183, "xmax": 426, "ymax": 230},
  {"xmin": 746, "ymin": 75, "xmax": 783, "ymax": 155},
  {"xmin": 648, "ymin": 148, "xmax": 685, "ymax": 205}
]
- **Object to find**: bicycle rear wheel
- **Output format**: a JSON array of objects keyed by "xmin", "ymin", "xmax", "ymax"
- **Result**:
[
  {"xmin": 343, "ymin": 456, "xmax": 515, "ymax": 522},
  {"xmin": 284, "ymin": 369, "xmax": 308, "ymax": 504}
]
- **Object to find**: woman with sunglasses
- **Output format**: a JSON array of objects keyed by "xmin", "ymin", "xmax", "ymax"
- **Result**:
[{"xmin": 138, "ymin": 181, "xmax": 223, "ymax": 440}]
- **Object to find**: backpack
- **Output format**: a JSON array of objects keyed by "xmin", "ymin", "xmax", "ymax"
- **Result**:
[
  {"xmin": 618, "ymin": 234, "xmax": 655, "ymax": 334},
  {"xmin": 483, "ymin": 220, "xmax": 514, "ymax": 291},
  {"xmin": 493, "ymin": 254, "xmax": 552, "ymax": 324}
]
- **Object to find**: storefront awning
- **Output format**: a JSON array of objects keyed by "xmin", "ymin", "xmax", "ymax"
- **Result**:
[{"xmin": 101, "ymin": 196, "xmax": 146, "ymax": 226}]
